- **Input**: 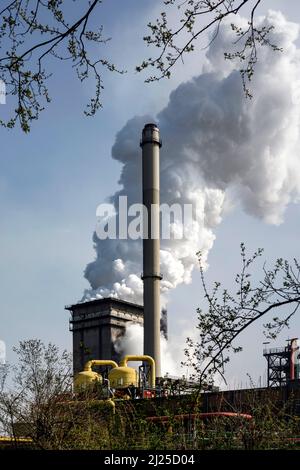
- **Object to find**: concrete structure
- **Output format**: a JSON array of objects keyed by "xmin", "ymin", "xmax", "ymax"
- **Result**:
[
  {"xmin": 140, "ymin": 123, "xmax": 162, "ymax": 378},
  {"xmin": 66, "ymin": 298, "xmax": 143, "ymax": 375},
  {"xmin": 67, "ymin": 123, "xmax": 163, "ymax": 378}
]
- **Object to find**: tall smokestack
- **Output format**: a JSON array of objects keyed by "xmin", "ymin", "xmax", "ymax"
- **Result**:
[{"xmin": 141, "ymin": 123, "xmax": 162, "ymax": 378}]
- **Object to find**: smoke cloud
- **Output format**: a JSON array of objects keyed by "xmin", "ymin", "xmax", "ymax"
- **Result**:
[
  {"xmin": 114, "ymin": 322, "xmax": 187, "ymax": 377},
  {"xmin": 83, "ymin": 10, "xmax": 300, "ymax": 307},
  {"xmin": 160, "ymin": 309, "xmax": 168, "ymax": 340}
]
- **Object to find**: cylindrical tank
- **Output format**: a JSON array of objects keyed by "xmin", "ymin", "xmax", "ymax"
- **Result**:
[
  {"xmin": 74, "ymin": 370, "xmax": 102, "ymax": 392},
  {"xmin": 108, "ymin": 366, "xmax": 138, "ymax": 389},
  {"xmin": 74, "ymin": 359, "xmax": 117, "ymax": 392},
  {"xmin": 119, "ymin": 355, "xmax": 155, "ymax": 389}
]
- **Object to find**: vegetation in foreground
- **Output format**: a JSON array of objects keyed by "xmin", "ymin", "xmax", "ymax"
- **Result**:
[{"xmin": 0, "ymin": 339, "xmax": 300, "ymax": 450}]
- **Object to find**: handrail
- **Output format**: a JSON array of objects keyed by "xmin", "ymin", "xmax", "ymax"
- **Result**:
[{"xmin": 263, "ymin": 347, "xmax": 286, "ymax": 355}]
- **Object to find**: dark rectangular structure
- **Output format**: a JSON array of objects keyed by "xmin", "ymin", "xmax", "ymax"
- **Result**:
[{"xmin": 66, "ymin": 297, "xmax": 143, "ymax": 374}]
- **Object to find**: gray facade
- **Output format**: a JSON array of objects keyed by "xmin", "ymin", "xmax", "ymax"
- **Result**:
[{"xmin": 66, "ymin": 298, "xmax": 143, "ymax": 374}]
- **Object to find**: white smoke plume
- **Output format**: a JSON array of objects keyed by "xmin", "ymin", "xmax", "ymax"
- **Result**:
[
  {"xmin": 114, "ymin": 322, "xmax": 188, "ymax": 377},
  {"xmin": 83, "ymin": 10, "xmax": 300, "ymax": 307}
]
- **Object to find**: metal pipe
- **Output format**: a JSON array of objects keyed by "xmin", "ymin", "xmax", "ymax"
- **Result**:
[
  {"xmin": 140, "ymin": 123, "xmax": 162, "ymax": 378},
  {"xmin": 119, "ymin": 355, "xmax": 156, "ymax": 389},
  {"xmin": 106, "ymin": 398, "xmax": 116, "ymax": 414},
  {"xmin": 289, "ymin": 338, "xmax": 298, "ymax": 381},
  {"xmin": 83, "ymin": 359, "xmax": 118, "ymax": 372}
]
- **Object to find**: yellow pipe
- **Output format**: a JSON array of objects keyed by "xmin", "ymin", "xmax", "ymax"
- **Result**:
[
  {"xmin": 119, "ymin": 355, "xmax": 155, "ymax": 389},
  {"xmin": 83, "ymin": 360, "xmax": 118, "ymax": 372},
  {"xmin": 107, "ymin": 398, "xmax": 115, "ymax": 414}
]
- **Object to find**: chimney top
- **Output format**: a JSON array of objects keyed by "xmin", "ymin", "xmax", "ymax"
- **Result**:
[{"xmin": 140, "ymin": 123, "xmax": 162, "ymax": 148}]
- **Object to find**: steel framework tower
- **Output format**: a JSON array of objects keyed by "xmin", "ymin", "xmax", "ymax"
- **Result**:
[{"xmin": 263, "ymin": 338, "xmax": 299, "ymax": 387}]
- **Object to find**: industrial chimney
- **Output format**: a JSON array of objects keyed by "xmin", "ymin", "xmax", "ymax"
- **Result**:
[{"xmin": 141, "ymin": 123, "xmax": 162, "ymax": 378}]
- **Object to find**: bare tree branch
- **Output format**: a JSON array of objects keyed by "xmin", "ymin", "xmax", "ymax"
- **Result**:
[
  {"xmin": 184, "ymin": 243, "xmax": 300, "ymax": 388},
  {"xmin": 0, "ymin": 0, "xmax": 124, "ymax": 132},
  {"xmin": 137, "ymin": 0, "xmax": 281, "ymax": 99}
]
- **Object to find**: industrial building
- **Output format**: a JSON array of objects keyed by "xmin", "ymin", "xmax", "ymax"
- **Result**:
[
  {"xmin": 66, "ymin": 123, "xmax": 163, "ymax": 379},
  {"xmin": 66, "ymin": 123, "xmax": 300, "ymax": 412},
  {"xmin": 66, "ymin": 297, "xmax": 143, "ymax": 375}
]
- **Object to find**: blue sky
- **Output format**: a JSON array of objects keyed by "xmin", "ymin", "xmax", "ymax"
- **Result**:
[{"xmin": 1, "ymin": 0, "xmax": 300, "ymax": 387}]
